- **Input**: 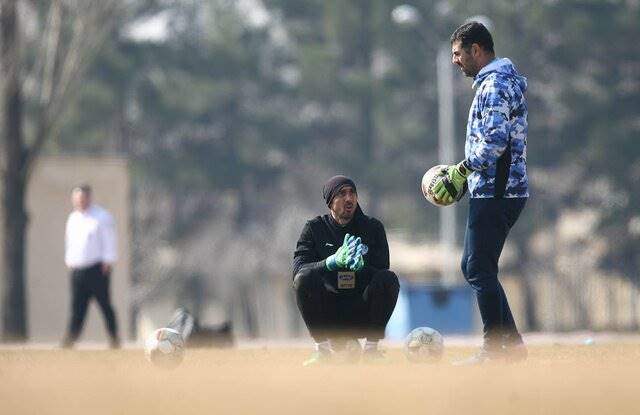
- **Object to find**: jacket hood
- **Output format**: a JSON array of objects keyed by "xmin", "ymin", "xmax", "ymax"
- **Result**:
[{"xmin": 472, "ymin": 57, "xmax": 527, "ymax": 92}]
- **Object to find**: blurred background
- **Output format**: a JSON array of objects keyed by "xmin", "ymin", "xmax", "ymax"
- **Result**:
[{"xmin": 0, "ymin": 0, "xmax": 639, "ymax": 345}]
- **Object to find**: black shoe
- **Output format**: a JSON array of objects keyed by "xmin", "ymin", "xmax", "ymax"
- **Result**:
[
  {"xmin": 452, "ymin": 346, "xmax": 503, "ymax": 366},
  {"xmin": 109, "ymin": 337, "xmax": 121, "ymax": 349},
  {"xmin": 503, "ymin": 343, "xmax": 528, "ymax": 363},
  {"xmin": 60, "ymin": 337, "xmax": 75, "ymax": 349}
]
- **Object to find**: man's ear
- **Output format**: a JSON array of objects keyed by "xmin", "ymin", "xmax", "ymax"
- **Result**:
[{"xmin": 471, "ymin": 43, "xmax": 481, "ymax": 58}]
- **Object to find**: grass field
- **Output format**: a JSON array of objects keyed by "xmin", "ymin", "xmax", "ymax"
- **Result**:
[{"xmin": 1, "ymin": 343, "xmax": 639, "ymax": 414}]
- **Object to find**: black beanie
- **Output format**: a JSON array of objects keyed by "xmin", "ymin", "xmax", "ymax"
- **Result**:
[{"xmin": 323, "ymin": 175, "xmax": 357, "ymax": 206}]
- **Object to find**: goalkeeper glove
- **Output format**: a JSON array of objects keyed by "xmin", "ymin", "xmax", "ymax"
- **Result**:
[
  {"xmin": 326, "ymin": 234, "xmax": 359, "ymax": 271},
  {"xmin": 347, "ymin": 243, "xmax": 365, "ymax": 272},
  {"xmin": 433, "ymin": 160, "xmax": 471, "ymax": 205}
]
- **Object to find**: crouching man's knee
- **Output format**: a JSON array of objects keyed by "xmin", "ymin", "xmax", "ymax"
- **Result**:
[
  {"xmin": 293, "ymin": 267, "xmax": 323, "ymax": 294},
  {"xmin": 370, "ymin": 269, "xmax": 400, "ymax": 297}
]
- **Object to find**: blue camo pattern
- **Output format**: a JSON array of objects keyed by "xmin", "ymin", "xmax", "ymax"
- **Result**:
[{"xmin": 464, "ymin": 58, "xmax": 529, "ymax": 198}]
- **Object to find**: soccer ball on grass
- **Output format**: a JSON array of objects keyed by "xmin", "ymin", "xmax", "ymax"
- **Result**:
[
  {"xmin": 404, "ymin": 326, "xmax": 444, "ymax": 363},
  {"xmin": 144, "ymin": 327, "xmax": 185, "ymax": 369}
]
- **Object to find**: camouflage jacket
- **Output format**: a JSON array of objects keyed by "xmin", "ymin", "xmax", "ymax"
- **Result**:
[{"xmin": 464, "ymin": 58, "xmax": 529, "ymax": 198}]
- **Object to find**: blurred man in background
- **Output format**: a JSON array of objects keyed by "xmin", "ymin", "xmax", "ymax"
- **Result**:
[
  {"xmin": 433, "ymin": 21, "xmax": 529, "ymax": 365},
  {"xmin": 62, "ymin": 185, "xmax": 120, "ymax": 349},
  {"xmin": 293, "ymin": 175, "xmax": 399, "ymax": 366}
]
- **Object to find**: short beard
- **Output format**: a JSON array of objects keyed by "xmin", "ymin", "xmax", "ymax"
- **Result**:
[
  {"xmin": 463, "ymin": 63, "xmax": 478, "ymax": 77},
  {"xmin": 341, "ymin": 211, "xmax": 354, "ymax": 220},
  {"xmin": 332, "ymin": 209, "xmax": 354, "ymax": 225}
]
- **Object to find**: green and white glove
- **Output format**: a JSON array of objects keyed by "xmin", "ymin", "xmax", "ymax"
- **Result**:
[
  {"xmin": 349, "ymin": 251, "xmax": 364, "ymax": 271},
  {"xmin": 433, "ymin": 160, "xmax": 472, "ymax": 205},
  {"xmin": 346, "ymin": 242, "xmax": 365, "ymax": 271},
  {"xmin": 326, "ymin": 234, "xmax": 359, "ymax": 271}
]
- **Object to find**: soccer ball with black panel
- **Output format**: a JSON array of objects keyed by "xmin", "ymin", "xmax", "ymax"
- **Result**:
[
  {"xmin": 144, "ymin": 327, "xmax": 185, "ymax": 369},
  {"xmin": 404, "ymin": 326, "xmax": 444, "ymax": 363}
]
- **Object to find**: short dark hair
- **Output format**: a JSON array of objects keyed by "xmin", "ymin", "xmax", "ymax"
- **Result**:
[
  {"xmin": 450, "ymin": 21, "xmax": 494, "ymax": 54},
  {"xmin": 72, "ymin": 184, "xmax": 92, "ymax": 196}
]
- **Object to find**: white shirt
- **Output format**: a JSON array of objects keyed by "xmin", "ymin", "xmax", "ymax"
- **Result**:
[{"xmin": 65, "ymin": 205, "xmax": 117, "ymax": 269}]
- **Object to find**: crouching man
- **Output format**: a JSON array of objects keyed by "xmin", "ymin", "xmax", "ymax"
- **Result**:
[{"xmin": 293, "ymin": 175, "xmax": 399, "ymax": 366}]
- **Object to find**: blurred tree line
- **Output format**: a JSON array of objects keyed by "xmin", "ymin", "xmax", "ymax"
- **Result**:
[{"xmin": 2, "ymin": 0, "xmax": 639, "ymax": 339}]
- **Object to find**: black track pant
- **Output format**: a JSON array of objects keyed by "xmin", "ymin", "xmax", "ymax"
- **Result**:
[
  {"xmin": 461, "ymin": 197, "xmax": 526, "ymax": 349},
  {"xmin": 65, "ymin": 262, "xmax": 119, "ymax": 344},
  {"xmin": 293, "ymin": 267, "xmax": 399, "ymax": 342}
]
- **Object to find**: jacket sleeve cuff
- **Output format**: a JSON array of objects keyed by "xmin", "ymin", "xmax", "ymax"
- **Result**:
[
  {"xmin": 463, "ymin": 158, "xmax": 483, "ymax": 172},
  {"xmin": 312, "ymin": 260, "xmax": 328, "ymax": 273}
]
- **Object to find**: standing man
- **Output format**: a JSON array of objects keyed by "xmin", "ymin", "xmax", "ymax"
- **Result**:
[
  {"xmin": 62, "ymin": 185, "xmax": 120, "ymax": 349},
  {"xmin": 293, "ymin": 176, "xmax": 399, "ymax": 366},
  {"xmin": 433, "ymin": 22, "xmax": 529, "ymax": 364}
]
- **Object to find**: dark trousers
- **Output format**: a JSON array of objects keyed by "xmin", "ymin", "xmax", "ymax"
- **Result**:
[
  {"xmin": 293, "ymin": 267, "xmax": 399, "ymax": 342},
  {"xmin": 65, "ymin": 263, "xmax": 119, "ymax": 344},
  {"xmin": 461, "ymin": 197, "xmax": 527, "ymax": 348}
]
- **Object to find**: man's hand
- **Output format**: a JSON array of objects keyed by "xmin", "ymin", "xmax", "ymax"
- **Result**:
[
  {"xmin": 347, "ymin": 243, "xmax": 365, "ymax": 271},
  {"xmin": 326, "ymin": 234, "xmax": 359, "ymax": 271},
  {"xmin": 433, "ymin": 160, "xmax": 472, "ymax": 205},
  {"xmin": 349, "ymin": 253, "xmax": 364, "ymax": 272}
]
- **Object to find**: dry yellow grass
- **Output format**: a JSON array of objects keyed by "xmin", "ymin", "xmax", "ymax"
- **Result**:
[{"xmin": 1, "ymin": 344, "xmax": 640, "ymax": 415}]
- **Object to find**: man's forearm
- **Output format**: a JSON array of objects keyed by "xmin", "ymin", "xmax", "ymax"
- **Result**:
[{"xmin": 293, "ymin": 259, "xmax": 326, "ymax": 279}]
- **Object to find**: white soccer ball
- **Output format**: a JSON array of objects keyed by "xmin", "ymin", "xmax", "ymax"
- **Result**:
[
  {"xmin": 405, "ymin": 326, "xmax": 444, "ymax": 363},
  {"xmin": 421, "ymin": 165, "xmax": 451, "ymax": 207},
  {"xmin": 145, "ymin": 328, "xmax": 185, "ymax": 369}
]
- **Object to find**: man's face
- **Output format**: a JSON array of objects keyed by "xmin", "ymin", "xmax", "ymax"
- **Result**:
[
  {"xmin": 329, "ymin": 186, "xmax": 358, "ymax": 223},
  {"xmin": 71, "ymin": 190, "xmax": 90, "ymax": 212},
  {"xmin": 451, "ymin": 40, "xmax": 480, "ymax": 77}
]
